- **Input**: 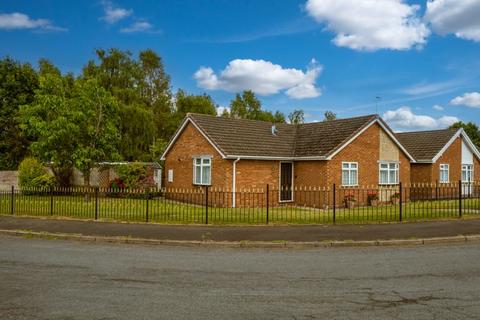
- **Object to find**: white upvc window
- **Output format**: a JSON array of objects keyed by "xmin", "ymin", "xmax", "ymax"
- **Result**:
[
  {"xmin": 439, "ymin": 164, "xmax": 449, "ymax": 183},
  {"xmin": 342, "ymin": 162, "xmax": 358, "ymax": 186},
  {"xmin": 167, "ymin": 169, "xmax": 173, "ymax": 183},
  {"xmin": 462, "ymin": 164, "xmax": 473, "ymax": 182},
  {"xmin": 379, "ymin": 162, "xmax": 399, "ymax": 185},
  {"xmin": 193, "ymin": 157, "xmax": 211, "ymax": 185}
]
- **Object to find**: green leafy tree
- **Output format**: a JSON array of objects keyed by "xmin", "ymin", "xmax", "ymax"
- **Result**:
[
  {"xmin": 227, "ymin": 90, "xmax": 286, "ymax": 123},
  {"xmin": 82, "ymin": 48, "xmax": 174, "ymax": 160},
  {"xmin": 118, "ymin": 103, "xmax": 156, "ymax": 161},
  {"xmin": 324, "ymin": 111, "xmax": 337, "ymax": 121},
  {"xmin": 450, "ymin": 121, "xmax": 480, "ymax": 147},
  {"xmin": 72, "ymin": 79, "xmax": 121, "ymax": 186},
  {"xmin": 0, "ymin": 57, "xmax": 38, "ymax": 170},
  {"xmin": 174, "ymin": 89, "xmax": 217, "ymax": 119},
  {"xmin": 288, "ymin": 109, "xmax": 305, "ymax": 124},
  {"xmin": 19, "ymin": 73, "xmax": 78, "ymax": 186}
]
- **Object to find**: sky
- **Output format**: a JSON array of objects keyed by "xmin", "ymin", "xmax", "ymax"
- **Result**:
[{"xmin": 1, "ymin": 0, "xmax": 479, "ymax": 131}]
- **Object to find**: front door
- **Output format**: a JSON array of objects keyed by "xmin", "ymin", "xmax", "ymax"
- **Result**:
[{"xmin": 280, "ymin": 162, "xmax": 293, "ymax": 201}]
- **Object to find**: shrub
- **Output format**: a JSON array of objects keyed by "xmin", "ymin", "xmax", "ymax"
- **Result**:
[
  {"xmin": 115, "ymin": 162, "xmax": 147, "ymax": 189},
  {"xmin": 18, "ymin": 157, "xmax": 57, "ymax": 190}
]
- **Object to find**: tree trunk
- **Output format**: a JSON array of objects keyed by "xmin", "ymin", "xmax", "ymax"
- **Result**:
[{"xmin": 53, "ymin": 167, "xmax": 73, "ymax": 187}]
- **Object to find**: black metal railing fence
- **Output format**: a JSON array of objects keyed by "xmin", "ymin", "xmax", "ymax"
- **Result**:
[{"xmin": 0, "ymin": 181, "xmax": 478, "ymax": 224}]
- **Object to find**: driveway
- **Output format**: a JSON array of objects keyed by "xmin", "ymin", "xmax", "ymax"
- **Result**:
[{"xmin": 0, "ymin": 235, "xmax": 479, "ymax": 319}]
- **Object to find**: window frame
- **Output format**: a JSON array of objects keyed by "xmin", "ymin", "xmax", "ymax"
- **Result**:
[
  {"xmin": 378, "ymin": 161, "xmax": 399, "ymax": 185},
  {"xmin": 341, "ymin": 162, "xmax": 359, "ymax": 187},
  {"xmin": 193, "ymin": 156, "xmax": 212, "ymax": 186},
  {"xmin": 461, "ymin": 164, "xmax": 473, "ymax": 183},
  {"xmin": 439, "ymin": 164, "xmax": 449, "ymax": 183}
]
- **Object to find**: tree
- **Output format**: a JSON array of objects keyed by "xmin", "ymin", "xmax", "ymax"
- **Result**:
[
  {"xmin": 324, "ymin": 111, "xmax": 337, "ymax": 121},
  {"xmin": 174, "ymin": 89, "xmax": 217, "ymax": 120},
  {"xmin": 82, "ymin": 48, "xmax": 175, "ymax": 159},
  {"xmin": 19, "ymin": 72, "xmax": 78, "ymax": 186},
  {"xmin": 450, "ymin": 122, "xmax": 480, "ymax": 147},
  {"xmin": 288, "ymin": 109, "xmax": 305, "ymax": 124},
  {"xmin": 227, "ymin": 90, "xmax": 286, "ymax": 123},
  {"xmin": 0, "ymin": 57, "xmax": 38, "ymax": 170},
  {"xmin": 72, "ymin": 79, "xmax": 121, "ymax": 186},
  {"xmin": 20, "ymin": 74, "xmax": 121, "ymax": 187}
]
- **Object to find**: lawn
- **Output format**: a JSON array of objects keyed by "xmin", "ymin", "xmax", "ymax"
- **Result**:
[{"xmin": 0, "ymin": 192, "xmax": 479, "ymax": 225}]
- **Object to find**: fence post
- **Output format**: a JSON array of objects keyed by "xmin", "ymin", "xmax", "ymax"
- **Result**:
[
  {"xmin": 205, "ymin": 186, "xmax": 209, "ymax": 225},
  {"xmin": 10, "ymin": 186, "xmax": 14, "ymax": 215},
  {"xmin": 266, "ymin": 184, "xmax": 269, "ymax": 225},
  {"xmin": 94, "ymin": 187, "xmax": 99, "ymax": 220},
  {"xmin": 459, "ymin": 179, "xmax": 462, "ymax": 218},
  {"xmin": 399, "ymin": 182, "xmax": 403, "ymax": 222},
  {"xmin": 332, "ymin": 183, "xmax": 336, "ymax": 224},
  {"xmin": 145, "ymin": 188, "xmax": 149, "ymax": 223},
  {"xmin": 435, "ymin": 180, "xmax": 438, "ymax": 201},
  {"xmin": 50, "ymin": 186, "xmax": 54, "ymax": 216}
]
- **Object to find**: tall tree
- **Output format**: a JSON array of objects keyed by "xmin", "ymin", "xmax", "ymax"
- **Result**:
[
  {"xmin": 82, "ymin": 48, "xmax": 174, "ymax": 159},
  {"xmin": 288, "ymin": 109, "xmax": 305, "ymax": 124},
  {"xmin": 324, "ymin": 111, "xmax": 337, "ymax": 121},
  {"xmin": 19, "ymin": 73, "xmax": 78, "ymax": 186},
  {"xmin": 227, "ymin": 90, "xmax": 286, "ymax": 123},
  {"xmin": 72, "ymin": 79, "xmax": 121, "ymax": 186},
  {"xmin": 450, "ymin": 121, "xmax": 480, "ymax": 147},
  {"xmin": 0, "ymin": 57, "xmax": 38, "ymax": 170},
  {"xmin": 20, "ymin": 74, "xmax": 121, "ymax": 186},
  {"xmin": 174, "ymin": 89, "xmax": 217, "ymax": 120}
]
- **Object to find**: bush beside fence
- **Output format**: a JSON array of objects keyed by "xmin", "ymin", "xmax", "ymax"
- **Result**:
[{"xmin": 0, "ymin": 181, "xmax": 479, "ymax": 225}]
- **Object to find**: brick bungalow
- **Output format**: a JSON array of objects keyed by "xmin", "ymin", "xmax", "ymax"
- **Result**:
[
  {"xmin": 396, "ymin": 128, "xmax": 480, "ymax": 194},
  {"xmin": 161, "ymin": 113, "xmax": 415, "ymax": 206}
]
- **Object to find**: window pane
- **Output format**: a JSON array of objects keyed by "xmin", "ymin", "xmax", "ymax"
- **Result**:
[
  {"xmin": 380, "ymin": 170, "xmax": 388, "ymax": 184},
  {"xmin": 195, "ymin": 165, "xmax": 202, "ymax": 184},
  {"xmin": 342, "ymin": 171, "xmax": 349, "ymax": 185},
  {"xmin": 203, "ymin": 158, "xmax": 210, "ymax": 165},
  {"xmin": 351, "ymin": 163, "xmax": 357, "ymax": 169},
  {"xmin": 380, "ymin": 163, "xmax": 388, "ymax": 169},
  {"xmin": 389, "ymin": 163, "xmax": 396, "ymax": 169},
  {"xmin": 351, "ymin": 170, "xmax": 358, "ymax": 185},
  {"xmin": 202, "ymin": 166, "xmax": 211, "ymax": 184},
  {"xmin": 195, "ymin": 158, "xmax": 201, "ymax": 165}
]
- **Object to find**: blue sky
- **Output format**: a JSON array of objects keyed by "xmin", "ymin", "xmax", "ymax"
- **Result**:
[{"xmin": 1, "ymin": 0, "xmax": 479, "ymax": 131}]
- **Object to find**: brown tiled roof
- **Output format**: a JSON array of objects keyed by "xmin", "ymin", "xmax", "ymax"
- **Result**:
[
  {"xmin": 189, "ymin": 113, "xmax": 296, "ymax": 157},
  {"xmin": 294, "ymin": 115, "xmax": 378, "ymax": 157},
  {"xmin": 395, "ymin": 128, "xmax": 458, "ymax": 162},
  {"xmin": 186, "ymin": 113, "xmax": 379, "ymax": 158}
]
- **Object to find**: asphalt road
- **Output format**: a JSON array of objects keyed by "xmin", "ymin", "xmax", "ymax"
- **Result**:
[{"xmin": 1, "ymin": 236, "xmax": 479, "ymax": 320}]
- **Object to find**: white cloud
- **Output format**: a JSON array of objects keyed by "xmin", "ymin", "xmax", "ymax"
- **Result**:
[
  {"xmin": 425, "ymin": 0, "xmax": 480, "ymax": 42},
  {"xmin": 120, "ymin": 20, "xmax": 157, "ymax": 33},
  {"xmin": 433, "ymin": 104, "xmax": 444, "ymax": 111},
  {"xmin": 194, "ymin": 59, "xmax": 322, "ymax": 99},
  {"xmin": 305, "ymin": 0, "xmax": 430, "ymax": 51},
  {"xmin": 450, "ymin": 92, "xmax": 480, "ymax": 108},
  {"xmin": 0, "ymin": 12, "xmax": 66, "ymax": 31},
  {"xmin": 100, "ymin": 1, "xmax": 132, "ymax": 24},
  {"xmin": 383, "ymin": 107, "xmax": 459, "ymax": 131}
]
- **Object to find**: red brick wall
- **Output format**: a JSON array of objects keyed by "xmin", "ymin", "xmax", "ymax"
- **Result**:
[
  {"xmin": 433, "ymin": 137, "xmax": 462, "ymax": 183},
  {"xmin": 164, "ymin": 122, "xmax": 231, "ymax": 191},
  {"xmin": 410, "ymin": 164, "xmax": 432, "ymax": 184}
]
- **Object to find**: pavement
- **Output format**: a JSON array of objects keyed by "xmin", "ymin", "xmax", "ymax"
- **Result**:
[
  {"xmin": 1, "ymin": 235, "xmax": 480, "ymax": 319},
  {"xmin": 1, "ymin": 215, "xmax": 480, "ymax": 246}
]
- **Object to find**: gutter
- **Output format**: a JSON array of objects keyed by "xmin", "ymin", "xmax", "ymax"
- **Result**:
[{"xmin": 232, "ymin": 157, "xmax": 240, "ymax": 208}]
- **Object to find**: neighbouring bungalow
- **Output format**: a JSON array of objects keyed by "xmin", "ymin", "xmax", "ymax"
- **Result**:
[
  {"xmin": 396, "ymin": 128, "xmax": 480, "ymax": 194},
  {"xmin": 160, "ymin": 113, "xmax": 415, "ymax": 206}
]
